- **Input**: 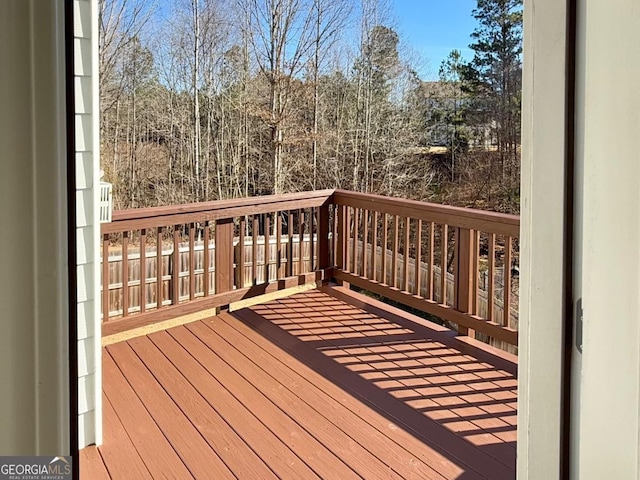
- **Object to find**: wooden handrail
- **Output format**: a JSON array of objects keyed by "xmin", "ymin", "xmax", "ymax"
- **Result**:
[
  {"xmin": 333, "ymin": 189, "xmax": 519, "ymax": 238},
  {"xmin": 103, "ymin": 189, "xmax": 334, "ymax": 233}
]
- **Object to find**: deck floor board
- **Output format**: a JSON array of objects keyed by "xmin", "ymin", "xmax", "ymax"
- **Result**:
[
  {"xmin": 102, "ymin": 353, "xmax": 193, "ymax": 479},
  {"xmin": 107, "ymin": 342, "xmax": 236, "ymax": 480},
  {"xmin": 127, "ymin": 334, "xmax": 283, "ymax": 480},
  {"xmin": 83, "ymin": 286, "xmax": 517, "ymax": 479},
  {"xmin": 235, "ymin": 289, "xmax": 516, "ymax": 479},
  {"xmin": 79, "ymin": 446, "xmax": 110, "ymax": 480},
  {"xmin": 199, "ymin": 314, "xmax": 450, "ymax": 480},
  {"xmin": 183, "ymin": 320, "xmax": 425, "ymax": 480},
  {"xmin": 146, "ymin": 329, "xmax": 326, "ymax": 480},
  {"xmin": 99, "ymin": 397, "xmax": 153, "ymax": 480}
]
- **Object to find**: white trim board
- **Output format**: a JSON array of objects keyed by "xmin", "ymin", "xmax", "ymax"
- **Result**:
[{"xmin": 519, "ymin": 0, "xmax": 571, "ymax": 478}]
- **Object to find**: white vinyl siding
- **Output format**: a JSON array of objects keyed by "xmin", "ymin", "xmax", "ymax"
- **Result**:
[{"xmin": 75, "ymin": 0, "xmax": 102, "ymax": 448}]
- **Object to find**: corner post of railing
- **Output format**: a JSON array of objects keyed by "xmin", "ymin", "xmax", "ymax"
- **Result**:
[
  {"xmin": 455, "ymin": 227, "xmax": 474, "ymax": 337},
  {"xmin": 215, "ymin": 217, "xmax": 235, "ymax": 308},
  {"xmin": 334, "ymin": 202, "xmax": 349, "ymax": 288},
  {"xmin": 318, "ymin": 202, "xmax": 330, "ymax": 272}
]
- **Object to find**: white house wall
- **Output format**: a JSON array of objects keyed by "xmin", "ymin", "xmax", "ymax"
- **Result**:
[{"xmin": 74, "ymin": 0, "xmax": 102, "ymax": 448}]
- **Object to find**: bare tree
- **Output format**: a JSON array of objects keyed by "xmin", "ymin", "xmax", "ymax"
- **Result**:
[
  {"xmin": 99, "ymin": 0, "xmax": 153, "ymax": 205},
  {"xmin": 241, "ymin": 0, "xmax": 316, "ymax": 194},
  {"xmin": 351, "ymin": 0, "xmax": 397, "ymax": 192},
  {"xmin": 309, "ymin": 0, "xmax": 350, "ymax": 189},
  {"xmin": 99, "ymin": 0, "xmax": 516, "ymax": 213}
]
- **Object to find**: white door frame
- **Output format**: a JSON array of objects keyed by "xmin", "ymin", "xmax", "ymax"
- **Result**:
[
  {"xmin": 571, "ymin": 0, "xmax": 640, "ymax": 477},
  {"xmin": 0, "ymin": 0, "xmax": 72, "ymax": 457},
  {"xmin": 519, "ymin": 0, "xmax": 574, "ymax": 478}
]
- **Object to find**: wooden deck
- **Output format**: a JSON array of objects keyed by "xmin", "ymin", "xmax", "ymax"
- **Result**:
[{"xmin": 81, "ymin": 286, "xmax": 517, "ymax": 479}]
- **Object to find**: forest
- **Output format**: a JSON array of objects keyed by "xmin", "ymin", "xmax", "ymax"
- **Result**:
[{"xmin": 100, "ymin": 0, "xmax": 523, "ymax": 213}]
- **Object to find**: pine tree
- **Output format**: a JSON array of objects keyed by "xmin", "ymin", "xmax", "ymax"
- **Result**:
[
  {"xmin": 437, "ymin": 49, "xmax": 468, "ymax": 181},
  {"xmin": 465, "ymin": 0, "xmax": 522, "ymax": 177}
]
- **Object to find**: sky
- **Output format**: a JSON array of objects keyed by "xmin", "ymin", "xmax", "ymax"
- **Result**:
[
  {"xmin": 149, "ymin": 0, "xmax": 480, "ymax": 81},
  {"xmin": 393, "ymin": 0, "xmax": 478, "ymax": 80}
]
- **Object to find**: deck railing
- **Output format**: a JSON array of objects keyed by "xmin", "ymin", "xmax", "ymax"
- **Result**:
[
  {"xmin": 101, "ymin": 190, "xmax": 334, "ymax": 336},
  {"xmin": 101, "ymin": 189, "xmax": 519, "ymax": 349},
  {"xmin": 332, "ymin": 190, "xmax": 519, "ymax": 349}
]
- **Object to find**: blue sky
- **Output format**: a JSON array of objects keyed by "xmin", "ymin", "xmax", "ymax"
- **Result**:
[{"xmin": 393, "ymin": 0, "xmax": 478, "ymax": 79}]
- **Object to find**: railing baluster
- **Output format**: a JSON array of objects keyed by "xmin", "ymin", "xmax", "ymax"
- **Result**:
[
  {"xmin": 381, "ymin": 213, "xmax": 388, "ymax": 284},
  {"xmin": 415, "ymin": 220, "xmax": 422, "ymax": 297},
  {"xmin": 122, "ymin": 231, "xmax": 129, "ymax": 317},
  {"xmin": 276, "ymin": 212, "xmax": 282, "ymax": 279},
  {"xmin": 264, "ymin": 214, "xmax": 271, "ymax": 282},
  {"xmin": 102, "ymin": 233, "xmax": 110, "ymax": 321},
  {"xmin": 427, "ymin": 222, "xmax": 435, "ymax": 300},
  {"xmin": 172, "ymin": 227, "xmax": 180, "ymax": 305},
  {"xmin": 332, "ymin": 205, "xmax": 338, "ymax": 268},
  {"xmin": 392, "ymin": 215, "xmax": 399, "ymax": 288},
  {"xmin": 287, "ymin": 210, "xmax": 293, "ymax": 277},
  {"xmin": 334, "ymin": 205, "xmax": 347, "ymax": 271},
  {"xmin": 403, "ymin": 217, "xmax": 410, "ymax": 292},
  {"xmin": 472, "ymin": 230, "xmax": 480, "ymax": 315},
  {"xmin": 440, "ymin": 224, "xmax": 448, "ymax": 305},
  {"xmin": 362, "ymin": 210, "xmax": 369, "ymax": 278},
  {"xmin": 252, "ymin": 216, "xmax": 258, "ymax": 284},
  {"xmin": 140, "ymin": 229, "xmax": 146, "ymax": 313},
  {"xmin": 334, "ymin": 207, "xmax": 340, "ymax": 270},
  {"xmin": 504, "ymin": 236, "xmax": 513, "ymax": 329},
  {"xmin": 453, "ymin": 228, "xmax": 459, "ymax": 307},
  {"xmin": 488, "ymin": 233, "xmax": 496, "ymax": 322},
  {"xmin": 351, "ymin": 207, "xmax": 358, "ymax": 274},
  {"xmin": 310, "ymin": 207, "xmax": 316, "ymax": 272},
  {"xmin": 239, "ymin": 216, "xmax": 246, "ymax": 288},
  {"xmin": 371, "ymin": 211, "xmax": 379, "ymax": 282},
  {"xmin": 345, "ymin": 207, "xmax": 351, "ymax": 273},
  {"xmin": 156, "ymin": 227, "xmax": 163, "ymax": 308},
  {"xmin": 189, "ymin": 223, "xmax": 195, "ymax": 301},
  {"xmin": 298, "ymin": 209, "xmax": 304, "ymax": 274},
  {"xmin": 203, "ymin": 222, "xmax": 210, "ymax": 296}
]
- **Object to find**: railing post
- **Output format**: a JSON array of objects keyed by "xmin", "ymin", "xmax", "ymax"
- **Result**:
[
  {"xmin": 335, "ymin": 204, "xmax": 349, "ymax": 288},
  {"xmin": 102, "ymin": 233, "xmax": 110, "ymax": 322},
  {"xmin": 215, "ymin": 218, "xmax": 235, "ymax": 304},
  {"xmin": 318, "ymin": 204, "xmax": 330, "ymax": 270},
  {"xmin": 455, "ymin": 227, "xmax": 474, "ymax": 337}
]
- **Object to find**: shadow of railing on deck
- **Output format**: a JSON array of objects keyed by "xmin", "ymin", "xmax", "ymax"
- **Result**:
[{"xmin": 233, "ymin": 287, "xmax": 517, "ymax": 480}]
